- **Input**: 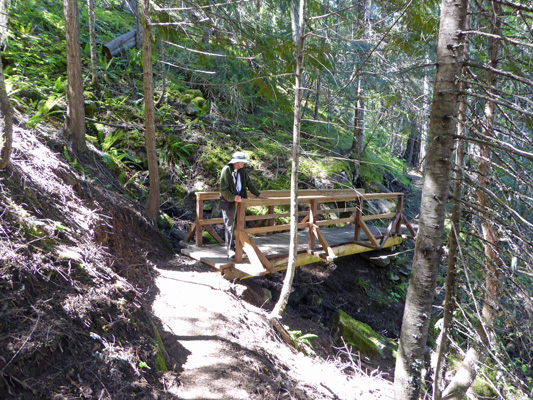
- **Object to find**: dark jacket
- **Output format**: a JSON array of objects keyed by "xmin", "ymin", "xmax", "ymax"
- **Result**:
[{"xmin": 219, "ymin": 164, "xmax": 261, "ymax": 204}]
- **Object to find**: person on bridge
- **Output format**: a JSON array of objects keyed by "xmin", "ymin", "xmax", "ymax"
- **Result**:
[{"xmin": 220, "ymin": 151, "xmax": 267, "ymax": 259}]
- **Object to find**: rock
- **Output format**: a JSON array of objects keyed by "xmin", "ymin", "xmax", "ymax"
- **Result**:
[
  {"xmin": 240, "ymin": 281, "xmax": 272, "ymax": 307},
  {"xmin": 186, "ymin": 105, "xmax": 199, "ymax": 116},
  {"xmin": 330, "ymin": 309, "xmax": 389, "ymax": 359},
  {"xmin": 360, "ymin": 250, "xmax": 392, "ymax": 268},
  {"xmin": 157, "ymin": 213, "xmax": 173, "ymax": 230},
  {"xmin": 84, "ymin": 101, "xmax": 98, "ymax": 117},
  {"xmin": 169, "ymin": 227, "xmax": 186, "ymax": 241},
  {"xmin": 366, "ymin": 198, "xmax": 396, "ymax": 214}
]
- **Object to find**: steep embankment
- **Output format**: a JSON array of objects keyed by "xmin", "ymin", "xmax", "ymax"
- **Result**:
[
  {"xmin": 0, "ymin": 121, "xmax": 400, "ymax": 399},
  {"xmin": 0, "ymin": 124, "xmax": 177, "ymax": 398}
]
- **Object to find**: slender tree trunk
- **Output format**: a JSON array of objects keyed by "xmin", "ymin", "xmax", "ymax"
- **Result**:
[
  {"xmin": 314, "ymin": 70, "xmax": 321, "ymax": 121},
  {"xmin": 394, "ymin": 0, "xmax": 468, "ymax": 399},
  {"xmin": 0, "ymin": 55, "xmax": 12, "ymax": 169},
  {"xmin": 419, "ymin": 54, "xmax": 431, "ymax": 172},
  {"xmin": 441, "ymin": 3, "xmax": 502, "ymax": 398},
  {"xmin": 141, "ymin": 0, "xmax": 160, "ymax": 222},
  {"xmin": 289, "ymin": 0, "xmax": 300, "ymax": 45},
  {"xmin": 63, "ymin": 0, "xmax": 87, "ymax": 152},
  {"xmin": 87, "ymin": 0, "xmax": 99, "ymax": 89},
  {"xmin": 433, "ymin": 44, "xmax": 469, "ymax": 400},
  {"xmin": 0, "ymin": 0, "xmax": 11, "ymax": 168},
  {"xmin": 350, "ymin": 77, "xmax": 364, "ymax": 184},
  {"xmin": 135, "ymin": 0, "xmax": 141, "ymax": 49},
  {"xmin": 270, "ymin": 0, "xmax": 306, "ymax": 318}
]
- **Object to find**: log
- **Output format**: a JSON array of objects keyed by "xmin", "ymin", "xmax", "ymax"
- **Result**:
[{"xmin": 102, "ymin": 29, "xmax": 141, "ymax": 60}]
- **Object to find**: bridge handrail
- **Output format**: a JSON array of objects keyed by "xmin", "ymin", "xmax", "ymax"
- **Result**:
[{"xmin": 184, "ymin": 189, "xmax": 414, "ymax": 256}]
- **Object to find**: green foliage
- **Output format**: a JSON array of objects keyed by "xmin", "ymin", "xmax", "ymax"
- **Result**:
[
  {"xmin": 27, "ymin": 93, "xmax": 65, "ymax": 128},
  {"xmin": 157, "ymin": 135, "xmax": 196, "ymax": 172},
  {"xmin": 359, "ymin": 148, "xmax": 410, "ymax": 188}
]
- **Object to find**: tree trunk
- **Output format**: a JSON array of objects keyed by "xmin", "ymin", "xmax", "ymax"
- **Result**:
[
  {"xmin": 102, "ymin": 29, "xmax": 142, "ymax": 60},
  {"xmin": 402, "ymin": 120, "xmax": 421, "ymax": 167},
  {"xmin": 314, "ymin": 70, "xmax": 321, "ymax": 121},
  {"xmin": 270, "ymin": 0, "xmax": 306, "ymax": 318},
  {"xmin": 419, "ymin": 54, "xmax": 431, "ymax": 172},
  {"xmin": 289, "ymin": 0, "xmax": 300, "ymax": 45},
  {"xmin": 394, "ymin": 0, "xmax": 469, "ymax": 399},
  {"xmin": 350, "ymin": 77, "xmax": 364, "ymax": 184},
  {"xmin": 432, "ymin": 35, "xmax": 469, "ymax": 399},
  {"xmin": 0, "ymin": 54, "xmax": 12, "ymax": 169},
  {"xmin": 63, "ymin": 0, "xmax": 87, "ymax": 152},
  {"xmin": 135, "ymin": 0, "xmax": 141, "ymax": 49},
  {"xmin": 141, "ymin": 0, "xmax": 160, "ymax": 222},
  {"xmin": 87, "ymin": 0, "xmax": 99, "ymax": 89},
  {"xmin": 440, "ymin": 3, "xmax": 502, "ymax": 398}
]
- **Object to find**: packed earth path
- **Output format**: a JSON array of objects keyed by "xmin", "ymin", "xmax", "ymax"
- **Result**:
[{"xmin": 151, "ymin": 259, "xmax": 396, "ymax": 400}]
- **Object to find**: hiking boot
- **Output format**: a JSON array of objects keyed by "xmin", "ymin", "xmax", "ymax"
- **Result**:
[{"xmin": 227, "ymin": 250, "xmax": 235, "ymax": 259}]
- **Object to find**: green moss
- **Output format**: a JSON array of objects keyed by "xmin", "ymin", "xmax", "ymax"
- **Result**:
[
  {"xmin": 330, "ymin": 310, "xmax": 390, "ymax": 359},
  {"xmin": 152, "ymin": 324, "xmax": 168, "ymax": 372},
  {"xmin": 471, "ymin": 375, "xmax": 498, "ymax": 398},
  {"xmin": 157, "ymin": 213, "xmax": 173, "ymax": 230}
]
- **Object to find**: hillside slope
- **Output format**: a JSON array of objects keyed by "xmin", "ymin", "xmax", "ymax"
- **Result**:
[{"xmin": 0, "ymin": 119, "xmax": 398, "ymax": 398}]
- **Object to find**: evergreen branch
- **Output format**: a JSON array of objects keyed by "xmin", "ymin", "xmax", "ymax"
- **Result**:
[
  {"xmin": 154, "ymin": 0, "xmax": 257, "ymax": 12},
  {"xmin": 492, "ymin": 0, "xmax": 533, "ymax": 12},
  {"xmin": 462, "ymin": 30, "xmax": 533, "ymax": 48},
  {"xmin": 161, "ymin": 40, "xmax": 255, "ymax": 60}
]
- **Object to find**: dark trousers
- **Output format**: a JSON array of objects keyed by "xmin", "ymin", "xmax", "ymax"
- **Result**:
[{"xmin": 221, "ymin": 200, "xmax": 236, "ymax": 251}]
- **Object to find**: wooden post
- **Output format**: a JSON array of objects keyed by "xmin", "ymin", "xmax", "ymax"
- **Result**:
[
  {"xmin": 354, "ymin": 196, "xmax": 362, "ymax": 241},
  {"xmin": 267, "ymin": 205, "xmax": 275, "ymax": 235},
  {"xmin": 235, "ymin": 202, "xmax": 246, "ymax": 262},
  {"xmin": 195, "ymin": 193, "xmax": 204, "ymax": 247},
  {"xmin": 396, "ymin": 194, "xmax": 404, "ymax": 235},
  {"xmin": 308, "ymin": 199, "xmax": 317, "ymax": 250}
]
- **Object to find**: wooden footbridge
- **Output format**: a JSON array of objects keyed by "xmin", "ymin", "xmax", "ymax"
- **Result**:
[{"xmin": 181, "ymin": 189, "xmax": 416, "ymax": 280}]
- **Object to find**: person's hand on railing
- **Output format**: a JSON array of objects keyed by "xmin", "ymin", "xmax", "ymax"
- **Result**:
[{"xmin": 235, "ymin": 195, "xmax": 242, "ymax": 202}]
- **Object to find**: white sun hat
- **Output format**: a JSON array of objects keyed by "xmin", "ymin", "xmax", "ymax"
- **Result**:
[{"xmin": 229, "ymin": 151, "xmax": 249, "ymax": 164}]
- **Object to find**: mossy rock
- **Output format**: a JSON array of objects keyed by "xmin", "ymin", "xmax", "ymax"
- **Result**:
[
  {"xmin": 84, "ymin": 101, "xmax": 98, "ymax": 117},
  {"xmin": 157, "ymin": 213, "xmax": 173, "ymax": 230},
  {"xmin": 189, "ymin": 96, "xmax": 206, "ymax": 109},
  {"xmin": 330, "ymin": 309, "xmax": 388, "ymax": 359},
  {"xmin": 184, "ymin": 89, "xmax": 203, "ymax": 98}
]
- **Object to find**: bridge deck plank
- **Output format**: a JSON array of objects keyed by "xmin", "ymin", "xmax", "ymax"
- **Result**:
[{"xmin": 181, "ymin": 224, "xmax": 405, "ymax": 279}]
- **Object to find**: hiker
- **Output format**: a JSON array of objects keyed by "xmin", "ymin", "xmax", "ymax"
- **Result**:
[{"xmin": 220, "ymin": 151, "xmax": 267, "ymax": 258}]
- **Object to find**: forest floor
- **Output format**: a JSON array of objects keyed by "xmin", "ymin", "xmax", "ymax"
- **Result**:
[{"xmin": 0, "ymin": 121, "xmax": 422, "ymax": 399}]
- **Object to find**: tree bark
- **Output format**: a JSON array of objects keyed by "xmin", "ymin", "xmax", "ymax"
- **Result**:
[
  {"xmin": 63, "ymin": 0, "xmax": 87, "ymax": 152},
  {"xmin": 350, "ymin": 77, "xmax": 364, "ymax": 184},
  {"xmin": 394, "ymin": 0, "xmax": 469, "ymax": 399},
  {"xmin": 135, "ymin": 0, "xmax": 141, "ymax": 49},
  {"xmin": 270, "ymin": 0, "xmax": 306, "ymax": 318},
  {"xmin": 440, "ymin": 2, "xmax": 502, "ymax": 398},
  {"xmin": 314, "ymin": 70, "xmax": 321, "ymax": 121},
  {"xmin": 141, "ymin": 0, "xmax": 160, "ymax": 222},
  {"xmin": 0, "ymin": 54, "xmax": 12, "ymax": 169},
  {"xmin": 432, "ymin": 37, "xmax": 469, "ymax": 399},
  {"xmin": 87, "ymin": 0, "xmax": 99, "ymax": 89}
]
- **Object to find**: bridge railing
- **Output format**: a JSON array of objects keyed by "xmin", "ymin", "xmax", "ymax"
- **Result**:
[{"xmin": 185, "ymin": 189, "xmax": 415, "ymax": 269}]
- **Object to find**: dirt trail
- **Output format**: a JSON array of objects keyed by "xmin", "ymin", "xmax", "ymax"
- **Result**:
[
  {"xmin": 153, "ymin": 265, "xmax": 264, "ymax": 399},
  {"xmin": 152, "ymin": 262, "xmax": 395, "ymax": 400}
]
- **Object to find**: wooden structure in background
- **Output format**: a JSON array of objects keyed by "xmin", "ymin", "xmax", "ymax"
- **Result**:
[{"xmin": 182, "ymin": 189, "xmax": 415, "ymax": 280}]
